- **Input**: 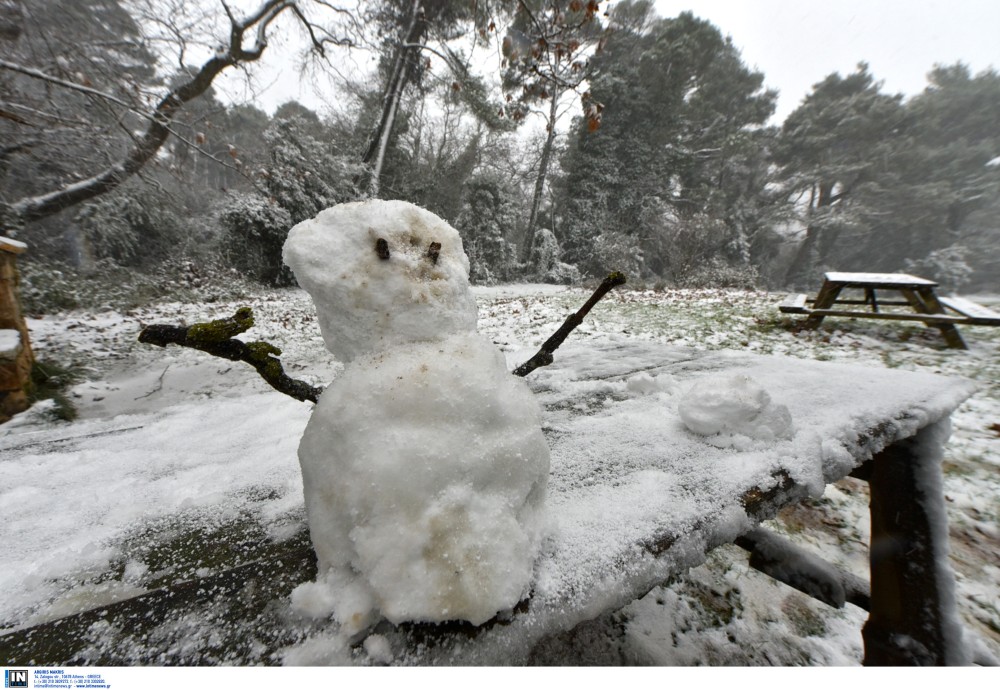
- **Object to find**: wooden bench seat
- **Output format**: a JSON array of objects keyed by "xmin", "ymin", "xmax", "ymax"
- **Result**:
[
  {"xmin": 939, "ymin": 296, "xmax": 1000, "ymax": 325},
  {"xmin": 779, "ymin": 293, "xmax": 809, "ymax": 314}
]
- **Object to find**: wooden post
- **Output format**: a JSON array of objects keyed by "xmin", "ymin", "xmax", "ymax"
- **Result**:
[
  {"xmin": 0, "ymin": 236, "xmax": 34, "ymax": 423},
  {"xmin": 862, "ymin": 420, "xmax": 967, "ymax": 665}
]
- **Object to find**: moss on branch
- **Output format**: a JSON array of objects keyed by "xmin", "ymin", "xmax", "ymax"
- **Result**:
[{"xmin": 138, "ymin": 307, "xmax": 322, "ymax": 404}]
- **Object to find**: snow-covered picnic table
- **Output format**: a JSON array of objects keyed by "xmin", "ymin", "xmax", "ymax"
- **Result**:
[
  {"xmin": 779, "ymin": 271, "xmax": 1000, "ymax": 349},
  {"xmin": 0, "ymin": 339, "xmax": 978, "ymax": 665}
]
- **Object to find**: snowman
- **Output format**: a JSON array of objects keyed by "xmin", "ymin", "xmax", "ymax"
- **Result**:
[{"xmin": 282, "ymin": 200, "xmax": 550, "ymax": 634}]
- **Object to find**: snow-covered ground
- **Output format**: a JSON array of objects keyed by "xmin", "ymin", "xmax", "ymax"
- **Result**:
[{"xmin": 2, "ymin": 284, "xmax": 998, "ymax": 665}]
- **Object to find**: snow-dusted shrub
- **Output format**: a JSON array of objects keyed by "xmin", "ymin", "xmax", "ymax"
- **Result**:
[
  {"xmin": 904, "ymin": 245, "xmax": 973, "ymax": 292},
  {"xmin": 656, "ymin": 213, "xmax": 759, "ymax": 289},
  {"xmin": 219, "ymin": 193, "xmax": 295, "ymax": 285},
  {"xmin": 220, "ymin": 115, "xmax": 363, "ymax": 285},
  {"xmin": 455, "ymin": 176, "xmax": 520, "ymax": 284},
  {"xmin": 18, "ymin": 258, "xmax": 256, "ymax": 314},
  {"xmin": 532, "ymin": 228, "xmax": 582, "ymax": 284},
  {"xmin": 73, "ymin": 185, "xmax": 184, "ymax": 268},
  {"xmin": 675, "ymin": 257, "xmax": 759, "ymax": 290},
  {"xmin": 593, "ymin": 231, "xmax": 644, "ymax": 279}
]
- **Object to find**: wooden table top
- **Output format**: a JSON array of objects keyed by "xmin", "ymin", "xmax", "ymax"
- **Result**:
[
  {"xmin": 0, "ymin": 340, "xmax": 978, "ymax": 665},
  {"xmin": 823, "ymin": 272, "xmax": 939, "ymax": 288}
]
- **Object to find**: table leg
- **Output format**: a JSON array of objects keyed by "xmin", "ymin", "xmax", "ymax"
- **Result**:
[
  {"xmin": 805, "ymin": 281, "xmax": 843, "ymax": 329},
  {"xmin": 915, "ymin": 288, "xmax": 968, "ymax": 349},
  {"xmin": 902, "ymin": 288, "xmax": 968, "ymax": 349},
  {"xmin": 865, "ymin": 288, "xmax": 879, "ymax": 313},
  {"xmin": 862, "ymin": 419, "xmax": 967, "ymax": 665}
]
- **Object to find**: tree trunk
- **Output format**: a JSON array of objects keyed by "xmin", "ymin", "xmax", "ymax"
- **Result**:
[
  {"xmin": 523, "ymin": 88, "xmax": 561, "ymax": 266},
  {"xmin": 0, "ymin": 0, "xmax": 22, "ymax": 41},
  {"xmin": 784, "ymin": 179, "xmax": 839, "ymax": 287},
  {"xmin": 361, "ymin": 0, "xmax": 426, "ymax": 197}
]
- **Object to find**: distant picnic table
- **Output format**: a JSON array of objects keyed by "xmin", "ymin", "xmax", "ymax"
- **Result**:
[
  {"xmin": 0, "ymin": 341, "xmax": 977, "ymax": 666},
  {"xmin": 779, "ymin": 271, "xmax": 1000, "ymax": 349}
]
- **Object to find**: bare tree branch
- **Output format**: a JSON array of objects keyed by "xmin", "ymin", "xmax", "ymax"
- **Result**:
[
  {"xmin": 5, "ymin": 0, "xmax": 341, "ymax": 225},
  {"xmin": 138, "ymin": 307, "xmax": 322, "ymax": 404},
  {"xmin": 0, "ymin": 58, "xmax": 141, "ymax": 112},
  {"xmin": 513, "ymin": 271, "xmax": 627, "ymax": 377}
]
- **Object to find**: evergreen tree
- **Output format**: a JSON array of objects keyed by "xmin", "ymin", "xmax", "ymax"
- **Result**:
[
  {"xmin": 773, "ymin": 64, "xmax": 905, "ymax": 285},
  {"xmin": 775, "ymin": 63, "xmax": 1000, "ymax": 289},
  {"xmin": 455, "ymin": 174, "xmax": 520, "ymax": 283},
  {"xmin": 221, "ymin": 107, "xmax": 363, "ymax": 284},
  {"xmin": 556, "ymin": 4, "xmax": 775, "ymax": 279}
]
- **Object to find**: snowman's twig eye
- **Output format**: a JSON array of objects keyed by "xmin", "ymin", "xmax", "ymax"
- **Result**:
[
  {"xmin": 427, "ymin": 241, "xmax": 441, "ymax": 265},
  {"xmin": 375, "ymin": 238, "xmax": 390, "ymax": 260}
]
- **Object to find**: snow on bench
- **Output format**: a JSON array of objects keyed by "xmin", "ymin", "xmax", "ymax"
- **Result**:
[
  {"xmin": 778, "ymin": 293, "xmax": 809, "ymax": 314},
  {"xmin": 938, "ymin": 296, "xmax": 1000, "ymax": 325}
]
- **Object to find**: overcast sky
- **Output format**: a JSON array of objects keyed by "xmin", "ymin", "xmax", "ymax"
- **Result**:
[
  {"xmin": 651, "ymin": 0, "xmax": 1000, "ymax": 122},
  {"xmin": 219, "ymin": 0, "xmax": 1000, "ymax": 126}
]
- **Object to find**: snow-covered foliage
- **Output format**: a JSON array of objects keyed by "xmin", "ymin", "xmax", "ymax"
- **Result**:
[
  {"xmin": 283, "ymin": 201, "xmax": 549, "ymax": 631},
  {"xmin": 531, "ymin": 228, "xmax": 581, "ymax": 285},
  {"xmin": 904, "ymin": 246, "xmax": 975, "ymax": 292},
  {"xmin": 455, "ymin": 178, "xmax": 521, "ymax": 285},
  {"xmin": 219, "ymin": 115, "xmax": 364, "ymax": 285},
  {"xmin": 219, "ymin": 194, "xmax": 295, "ymax": 285},
  {"xmin": 73, "ymin": 184, "xmax": 185, "ymax": 268}
]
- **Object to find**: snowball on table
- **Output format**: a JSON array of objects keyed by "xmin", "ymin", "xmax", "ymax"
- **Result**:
[
  {"xmin": 292, "ymin": 332, "xmax": 550, "ymax": 629},
  {"xmin": 282, "ymin": 200, "xmax": 479, "ymax": 362},
  {"xmin": 678, "ymin": 374, "xmax": 793, "ymax": 441}
]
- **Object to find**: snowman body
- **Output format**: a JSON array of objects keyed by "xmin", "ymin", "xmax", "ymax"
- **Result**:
[{"xmin": 283, "ymin": 201, "xmax": 549, "ymax": 630}]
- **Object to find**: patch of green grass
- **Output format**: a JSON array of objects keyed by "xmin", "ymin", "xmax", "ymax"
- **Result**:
[
  {"xmin": 29, "ymin": 359, "xmax": 85, "ymax": 421},
  {"xmin": 781, "ymin": 596, "xmax": 828, "ymax": 637}
]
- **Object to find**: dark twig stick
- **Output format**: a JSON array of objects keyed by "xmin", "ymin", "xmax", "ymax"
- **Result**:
[
  {"xmin": 138, "ymin": 307, "xmax": 323, "ymax": 404},
  {"xmin": 375, "ymin": 237, "xmax": 390, "ymax": 260},
  {"xmin": 427, "ymin": 241, "xmax": 441, "ymax": 265},
  {"xmin": 513, "ymin": 271, "xmax": 627, "ymax": 377}
]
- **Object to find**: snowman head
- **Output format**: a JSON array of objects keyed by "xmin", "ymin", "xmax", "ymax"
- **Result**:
[{"xmin": 283, "ymin": 200, "xmax": 479, "ymax": 362}]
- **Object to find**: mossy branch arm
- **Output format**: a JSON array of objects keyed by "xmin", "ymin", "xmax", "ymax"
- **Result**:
[
  {"xmin": 513, "ymin": 272, "xmax": 627, "ymax": 378},
  {"xmin": 138, "ymin": 307, "xmax": 323, "ymax": 404}
]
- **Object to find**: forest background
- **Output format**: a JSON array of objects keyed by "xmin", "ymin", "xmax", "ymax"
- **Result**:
[{"xmin": 3, "ymin": 0, "xmax": 999, "ymax": 317}]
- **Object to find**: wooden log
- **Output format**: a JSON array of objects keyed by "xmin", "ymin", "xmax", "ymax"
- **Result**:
[
  {"xmin": 0, "ymin": 243, "xmax": 33, "ymax": 423},
  {"xmin": 735, "ymin": 527, "xmax": 871, "ymax": 611}
]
